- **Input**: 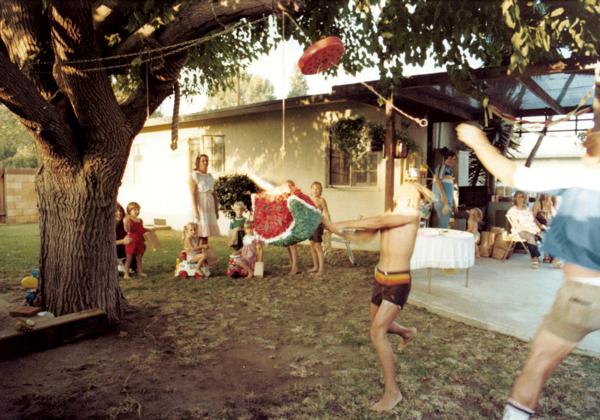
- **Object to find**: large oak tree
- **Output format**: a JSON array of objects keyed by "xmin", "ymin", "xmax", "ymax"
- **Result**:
[{"xmin": 0, "ymin": 0, "xmax": 597, "ymax": 322}]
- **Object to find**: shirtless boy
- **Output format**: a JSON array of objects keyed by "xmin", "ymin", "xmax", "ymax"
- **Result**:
[
  {"xmin": 330, "ymin": 182, "xmax": 433, "ymax": 412},
  {"xmin": 308, "ymin": 181, "xmax": 331, "ymax": 275}
]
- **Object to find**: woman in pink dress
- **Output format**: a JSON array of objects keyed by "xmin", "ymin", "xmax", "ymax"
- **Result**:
[{"xmin": 190, "ymin": 154, "xmax": 220, "ymax": 244}]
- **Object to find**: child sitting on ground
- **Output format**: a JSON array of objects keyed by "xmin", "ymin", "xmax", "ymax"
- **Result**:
[
  {"xmin": 467, "ymin": 207, "xmax": 483, "ymax": 258},
  {"xmin": 227, "ymin": 220, "xmax": 261, "ymax": 279},
  {"xmin": 183, "ymin": 222, "xmax": 217, "ymax": 268},
  {"xmin": 228, "ymin": 201, "xmax": 247, "ymax": 251}
]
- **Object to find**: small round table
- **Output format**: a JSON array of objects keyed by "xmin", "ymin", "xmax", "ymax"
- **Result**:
[{"xmin": 410, "ymin": 228, "xmax": 476, "ymax": 293}]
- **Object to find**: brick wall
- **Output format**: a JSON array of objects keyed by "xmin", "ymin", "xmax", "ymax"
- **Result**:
[{"xmin": 0, "ymin": 168, "xmax": 38, "ymax": 224}]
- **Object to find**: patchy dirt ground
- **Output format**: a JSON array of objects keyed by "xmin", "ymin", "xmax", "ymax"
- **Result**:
[{"xmin": 1, "ymin": 227, "xmax": 600, "ymax": 419}]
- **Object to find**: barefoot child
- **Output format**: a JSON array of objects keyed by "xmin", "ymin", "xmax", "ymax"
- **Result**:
[
  {"xmin": 123, "ymin": 202, "xmax": 153, "ymax": 279},
  {"xmin": 308, "ymin": 181, "xmax": 330, "ymax": 275},
  {"xmin": 330, "ymin": 182, "xmax": 433, "ymax": 412}
]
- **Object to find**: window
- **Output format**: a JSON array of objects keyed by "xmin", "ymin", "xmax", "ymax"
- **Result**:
[
  {"xmin": 328, "ymin": 141, "xmax": 379, "ymax": 187},
  {"xmin": 189, "ymin": 135, "xmax": 225, "ymax": 173}
]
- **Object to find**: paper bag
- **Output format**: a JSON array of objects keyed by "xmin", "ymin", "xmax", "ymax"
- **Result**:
[
  {"xmin": 253, "ymin": 261, "xmax": 264, "ymax": 278},
  {"xmin": 144, "ymin": 231, "xmax": 160, "ymax": 251},
  {"xmin": 491, "ymin": 230, "xmax": 511, "ymax": 260},
  {"xmin": 479, "ymin": 231, "xmax": 496, "ymax": 257}
]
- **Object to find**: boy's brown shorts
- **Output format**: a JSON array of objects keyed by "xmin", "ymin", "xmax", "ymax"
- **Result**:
[
  {"xmin": 541, "ymin": 278, "xmax": 600, "ymax": 343},
  {"xmin": 371, "ymin": 268, "xmax": 411, "ymax": 309},
  {"xmin": 310, "ymin": 223, "xmax": 324, "ymax": 243}
]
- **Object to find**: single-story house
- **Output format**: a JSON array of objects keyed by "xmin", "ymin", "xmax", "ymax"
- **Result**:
[
  {"xmin": 118, "ymin": 60, "xmax": 594, "ymax": 249},
  {"xmin": 117, "ymin": 87, "xmax": 465, "ymax": 250}
]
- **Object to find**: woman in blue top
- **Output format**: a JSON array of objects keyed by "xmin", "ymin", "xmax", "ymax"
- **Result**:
[
  {"xmin": 457, "ymin": 123, "xmax": 600, "ymax": 420},
  {"xmin": 432, "ymin": 148, "xmax": 457, "ymax": 228}
]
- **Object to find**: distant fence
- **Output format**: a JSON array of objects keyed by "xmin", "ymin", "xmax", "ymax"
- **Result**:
[{"xmin": 0, "ymin": 168, "xmax": 38, "ymax": 224}]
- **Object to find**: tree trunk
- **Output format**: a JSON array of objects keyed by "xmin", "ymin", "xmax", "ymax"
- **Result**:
[{"xmin": 36, "ymin": 164, "xmax": 124, "ymax": 323}]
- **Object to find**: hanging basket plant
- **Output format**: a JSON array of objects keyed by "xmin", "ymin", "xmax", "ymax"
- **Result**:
[
  {"xmin": 366, "ymin": 122, "xmax": 385, "ymax": 152},
  {"xmin": 394, "ymin": 129, "xmax": 418, "ymax": 158},
  {"xmin": 331, "ymin": 117, "xmax": 417, "ymax": 160},
  {"xmin": 330, "ymin": 116, "xmax": 369, "ymax": 162}
]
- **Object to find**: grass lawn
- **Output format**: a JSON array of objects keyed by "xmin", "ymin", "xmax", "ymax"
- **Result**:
[{"xmin": 1, "ymin": 223, "xmax": 599, "ymax": 419}]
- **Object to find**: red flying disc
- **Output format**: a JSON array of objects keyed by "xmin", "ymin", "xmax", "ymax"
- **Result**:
[{"xmin": 298, "ymin": 36, "xmax": 345, "ymax": 75}]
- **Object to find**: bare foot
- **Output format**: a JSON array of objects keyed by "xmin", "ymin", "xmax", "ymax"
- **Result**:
[
  {"xmin": 370, "ymin": 390, "xmax": 403, "ymax": 412},
  {"xmin": 123, "ymin": 274, "xmax": 132, "ymax": 280},
  {"xmin": 307, "ymin": 267, "xmax": 318, "ymax": 273},
  {"xmin": 288, "ymin": 268, "xmax": 299, "ymax": 276},
  {"xmin": 137, "ymin": 272, "xmax": 148, "ymax": 278},
  {"xmin": 398, "ymin": 327, "xmax": 417, "ymax": 352},
  {"xmin": 309, "ymin": 270, "xmax": 324, "ymax": 277},
  {"xmin": 245, "ymin": 272, "xmax": 253, "ymax": 279}
]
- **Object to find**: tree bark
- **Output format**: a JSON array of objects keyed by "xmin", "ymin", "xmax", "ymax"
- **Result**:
[
  {"xmin": 0, "ymin": 0, "xmax": 303, "ymax": 325},
  {"xmin": 37, "ymin": 162, "xmax": 124, "ymax": 322}
]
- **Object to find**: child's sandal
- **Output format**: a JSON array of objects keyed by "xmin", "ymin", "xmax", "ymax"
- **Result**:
[{"xmin": 531, "ymin": 260, "xmax": 540, "ymax": 269}]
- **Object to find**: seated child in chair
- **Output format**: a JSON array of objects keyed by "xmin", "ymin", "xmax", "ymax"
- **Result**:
[
  {"xmin": 227, "ymin": 221, "xmax": 261, "ymax": 279},
  {"xmin": 183, "ymin": 222, "xmax": 217, "ymax": 269},
  {"xmin": 467, "ymin": 208, "xmax": 483, "ymax": 258},
  {"xmin": 228, "ymin": 201, "xmax": 247, "ymax": 251}
]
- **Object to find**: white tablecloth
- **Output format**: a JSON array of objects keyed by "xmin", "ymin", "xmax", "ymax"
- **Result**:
[{"xmin": 410, "ymin": 228, "xmax": 475, "ymax": 270}]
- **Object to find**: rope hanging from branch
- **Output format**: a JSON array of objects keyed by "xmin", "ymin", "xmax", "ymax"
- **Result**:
[{"xmin": 171, "ymin": 81, "xmax": 180, "ymax": 151}]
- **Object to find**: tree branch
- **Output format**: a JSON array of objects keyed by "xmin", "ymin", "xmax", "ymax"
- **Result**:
[
  {"xmin": 0, "ymin": 0, "xmax": 58, "ymax": 100},
  {"xmin": 49, "ymin": 0, "xmax": 129, "ymax": 148},
  {"xmin": 121, "ymin": 0, "xmax": 300, "ymax": 134},
  {"xmin": 0, "ymin": 50, "xmax": 78, "ymax": 166}
]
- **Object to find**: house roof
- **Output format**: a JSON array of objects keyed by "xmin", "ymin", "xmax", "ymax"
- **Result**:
[
  {"xmin": 333, "ymin": 57, "xmax": 596, "ymax": 122},
  {"xmin": 145, "ymin": 57, "xmax": 596, "ymax": 129}
]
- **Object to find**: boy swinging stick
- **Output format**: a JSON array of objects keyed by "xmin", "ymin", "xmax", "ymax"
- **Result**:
[{"xmin": 330, "ymin": 182, "xmax": 433, "ymax": 412}]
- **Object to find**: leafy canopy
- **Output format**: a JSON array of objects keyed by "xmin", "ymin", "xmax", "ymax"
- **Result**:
[{"xmin": 111, "ymin": 1, "xmax": 597, "ymax": 101}]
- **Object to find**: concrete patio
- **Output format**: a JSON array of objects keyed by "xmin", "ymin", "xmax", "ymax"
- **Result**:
[{"xmin": 408, "ymin": 253, "xmax": 600, "ymax": 357}]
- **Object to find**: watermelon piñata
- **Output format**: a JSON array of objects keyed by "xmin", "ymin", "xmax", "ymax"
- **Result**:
[{"xmin": 252, "ymin": 187, "xmax": 322, "ymax": 247}]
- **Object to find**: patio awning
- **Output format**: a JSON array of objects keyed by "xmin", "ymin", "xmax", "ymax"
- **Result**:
[{"xmin": 332, "ymin": 57, "xmax": 596, "ymax": 123}]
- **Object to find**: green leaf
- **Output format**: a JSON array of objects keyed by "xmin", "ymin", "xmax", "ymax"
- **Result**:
[{"xmin": 549, "ymin": 7, "xmax": 564, "ymax": 18}]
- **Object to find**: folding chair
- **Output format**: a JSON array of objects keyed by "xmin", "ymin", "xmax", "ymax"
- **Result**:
[{"xmin": 502, "ymin": 215, "xmax": 532, "ymax": 260}]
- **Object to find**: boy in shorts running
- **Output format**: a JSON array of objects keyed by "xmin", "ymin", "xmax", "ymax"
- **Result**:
[{"xmin": 330, "ymin": 182, "xmax": 433, "ymax": 412}]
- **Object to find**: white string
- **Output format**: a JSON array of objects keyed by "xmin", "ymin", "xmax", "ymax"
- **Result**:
[
  {"xmin": 145, "ymin": 60, "xmax": 150, "ymax": 119},
  {"xmin": 31, "ymin": 15, "xmax": 270, "ymax": 74},
  {"xmin": 282, "ymin": 11, "xmax": 428, "ymax": 128},
  {"xmin": 280, "ymin": 12, "xmax": 286, "ymax": 157},
  {"xmin": 359, "ymin": 82, "xmax": 428, "ymax": 127}
]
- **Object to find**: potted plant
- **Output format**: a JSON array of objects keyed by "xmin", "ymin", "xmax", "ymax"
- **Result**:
[{"xmin": 394, "ymin": 129, "xmax": 418, "ymax": 158}]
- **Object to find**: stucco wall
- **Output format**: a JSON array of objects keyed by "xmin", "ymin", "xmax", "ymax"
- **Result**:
[
  {"xmin": 119, "ymin": 101, "xmax": 429, "ymax": 250},
  {"xmin": 1, "ymin": 168, "xmax": 38, "ymax": 224}
]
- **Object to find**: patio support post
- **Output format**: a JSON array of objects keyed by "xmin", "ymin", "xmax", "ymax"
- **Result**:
[
  {"xmin": 426, "ymin": 117, "xmax": 434, "ymax": 190},
  {"xmin": 594, "ymin": 61, "xmax": 600, "ymax": 132},
  {"xmin": 384, "ymin": 94, "xmax": 395, "ymax": 211}
]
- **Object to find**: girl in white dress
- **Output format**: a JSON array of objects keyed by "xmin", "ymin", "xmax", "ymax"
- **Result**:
[{"xmin": 190, "ymin": 154, "xmax": 220, "ymax": 243}]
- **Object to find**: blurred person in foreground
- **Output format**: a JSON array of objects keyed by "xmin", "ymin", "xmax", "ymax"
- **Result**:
[{"xmin": 456, "ymin": 123, "xmax": 600, "ymax": 420}]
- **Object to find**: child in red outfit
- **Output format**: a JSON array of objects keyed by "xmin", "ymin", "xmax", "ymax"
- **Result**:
[{"xmin": 123, "ymin": 201, "xmax": 153, "ymax": 279}]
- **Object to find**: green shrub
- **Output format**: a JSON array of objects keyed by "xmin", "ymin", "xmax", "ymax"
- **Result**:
[{"xmin": 214, "ymin": 174, "xmax": 260, "ymax": 218}]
